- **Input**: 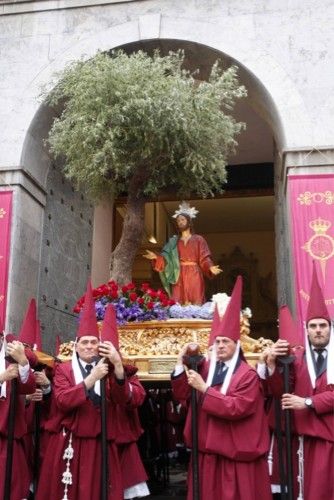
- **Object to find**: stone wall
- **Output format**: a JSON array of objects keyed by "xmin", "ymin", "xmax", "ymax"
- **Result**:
[{"xmin": 1, "ymin": 0, "xmax": 334, "ymax": 342}]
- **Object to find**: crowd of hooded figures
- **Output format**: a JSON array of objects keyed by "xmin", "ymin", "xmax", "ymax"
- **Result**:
[{"xmin": 0, "ymin": 266, "xmax": 333, "ymax": 500}]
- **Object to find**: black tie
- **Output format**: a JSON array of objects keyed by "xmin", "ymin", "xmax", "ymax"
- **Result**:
[
  {"xmin": 315, "ymin": 349, "xmax": 325, "ymax": 377},
  {"xmin": 85, "ymin": 364, "xmax": 93, "ymax": 375},
  {"xmin": 84, "ymin": 364, "xmax": 101, "ymax": 406},
  {"xmin": 211, "ymin": 361, "xmax": 227, "ymax": 386}
]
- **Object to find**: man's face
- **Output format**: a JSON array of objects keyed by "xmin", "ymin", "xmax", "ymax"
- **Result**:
[
  {"xmin": 75, "ymin": 335, "xmax": 99, "ymax": 363},
  {"xmin": 215, "ymin": 336, "xmax": 237, "ymax": 361},
  {"xmin": 176, "ymin": 215, "xmax": 190, "ymax": 231},
  {"xmin": 307, "ymin": 318, "xmax": 331, "ymax": 348}
]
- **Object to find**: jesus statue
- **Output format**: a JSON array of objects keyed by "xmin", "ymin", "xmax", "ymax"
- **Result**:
[{"xmin": 143, "ymin": 202, "xmax": 222, "ymax": 305}]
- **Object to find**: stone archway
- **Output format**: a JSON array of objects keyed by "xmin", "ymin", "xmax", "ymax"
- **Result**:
[{"xmin": 7, "ymin": 14, "xmax": 305, "ymax": 342}]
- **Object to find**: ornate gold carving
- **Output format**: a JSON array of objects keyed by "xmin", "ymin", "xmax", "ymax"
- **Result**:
[
  {"xmin": 58, "ymin": 317, "xmax": 273, "ymax": 379},
  {"xmin": 297, "ymin": 191, "xmax": 334, "ymax": 205},
  {"xmin": 149, "ymin": 358, "xmax": 177, "ymax": 374}
]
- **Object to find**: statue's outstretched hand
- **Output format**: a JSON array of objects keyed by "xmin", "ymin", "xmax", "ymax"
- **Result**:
[
  {"xmin": 210, "ymin": 265, "xmax": 223, "ymax": 275},
  {"xmin": 143, "ymin": 250, "xmax": 157, "ymax": 260}
]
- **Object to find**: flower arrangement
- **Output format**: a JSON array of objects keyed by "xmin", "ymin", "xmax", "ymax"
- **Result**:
[
  {"xmin": 73, "ymin": 280, "xmax": 175, "ymax": 325},
  {"xmin": 168, "ymin": 302, "xmax": 214, "ymax": 319},
  {"xmin": 73, "ymin": 280, "xmax": 252, "ymax": 325}
]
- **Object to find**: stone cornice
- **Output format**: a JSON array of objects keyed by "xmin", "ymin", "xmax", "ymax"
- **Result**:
[
  {"xmin": 0, "ymin": 166, "xmax": 47, "ymax": 206},
  {"xmin": 0, "ymin": 0, "xmax": 140, "ymax": 16}
]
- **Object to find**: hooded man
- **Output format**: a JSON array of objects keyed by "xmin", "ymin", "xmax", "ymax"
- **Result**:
[
  {"xmin": 171, "ymin": 276, "xmax": 271, "ymax": 500},
  {"xmin": 265, "ymin": 264, "xmax": 334, "ymax": 500},
  {"xmin": 0, "ymin": 317, "xmax": 36, "ymax": 499},
  {"xmin": 36, "ymin": 281, "xmax": 132, "ymax": 500},
  {"xmin": 101, "ymin": 304, "xmax": 149, "ymax": 500}
]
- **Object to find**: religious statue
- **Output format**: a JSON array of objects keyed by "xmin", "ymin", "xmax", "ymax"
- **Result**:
[{"xmin": 143, "ymin": 202, "xmax": 222, "ymax": 305}]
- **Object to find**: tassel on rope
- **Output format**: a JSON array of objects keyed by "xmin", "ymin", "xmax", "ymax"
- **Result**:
[
  {"xmin": 297, "ymin": 435, "xmax": 304, "ymax": 500},
  {"xmin": 62, "ymin": 431, "xmax": 74, "ymax": 500}
]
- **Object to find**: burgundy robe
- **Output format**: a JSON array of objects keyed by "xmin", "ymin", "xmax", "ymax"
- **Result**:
[
  {"xmin": 268, "ymin": 350, "xmax": 334, "ymax": 500},
  {"xmin": 0, "ymin": 366, "xmax": 36, "ymax": 500},
  {"xmin": 172, "ymin": 360, "xmax": 272, "ymax": 500},
  {"xmin": 114, "ymin": 366, "xmax": 148, "ymax": 490},
  {"xmin": 155, "ymin": 234, "xmax": 214, "ymax": 304},
  {"xmin": 36, "ymin": 361, "xmax": 135, "ymax": 500}
]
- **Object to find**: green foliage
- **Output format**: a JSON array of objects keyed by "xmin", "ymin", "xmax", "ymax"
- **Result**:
[{"xmin": 44, "ymin": 50, "xmax": 247, "ymax": 201}]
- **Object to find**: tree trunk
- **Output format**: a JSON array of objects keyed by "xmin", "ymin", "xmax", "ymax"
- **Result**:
[{"xmin": 109, "ymin": 169, "xmax": 147, "ymax": 285}]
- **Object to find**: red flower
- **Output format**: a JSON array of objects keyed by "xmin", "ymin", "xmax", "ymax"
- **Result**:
[
  {"xmin": 92, "ymin": 289, "xmax": 101, "ymax": 298},
  {"xmin": 121, "ymin": 285, "xmax": 129, "ymax": 293},
  {"xmin": 73, "ymin": 305, "xmax": 81, "ymax": 313},
  {"xmin": 148, "ymin": 290, "xmax": 158, "ymax": 299},
  {"xmin": 99, "ymin": 284, "xmax": 109, "ymax": 295},
  {"xmin": 157, "ymin": 289, "xmax": 168, "ymax": 301},
  {"xmin": 129, "ymin": 292, "xmax": 137, "ymax": 302},
  {"xmin": 141, "ymin": 282, "xmax": 150, "ymax": 291},
  {"xmin": 111, "ymin": 289, "xmax": 118, "ymax": 299},
  {"xmin": 168, "ymin": 299, "xmax": 176, "ymax": 306},
  {"xmin": 137, "ymin": 297, "xmax": 144, "ymax": 305},
  {"xmin": 146, "ymin": 301, "xmax": 154, "ymax": 310},
  {"xmin": 126, "ymin": 282, "xmax": 136, "ymax": 290}
]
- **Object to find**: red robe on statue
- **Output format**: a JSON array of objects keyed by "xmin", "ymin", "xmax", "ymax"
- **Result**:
[
  {"xmin": 154, "ymin": 234, "xmax": 214, "ymax": 305},
  {"xmin": 268, "ymin": 350, "xmax": 334, "ymax": 500},
  {"xmin": 36, "ymin": 361, "xmax": 135, "ymax": 500},
  {"xmin": 171, "ymin": 360, "xmax": 272, "ymax": 500},
  {"xmin": 0, "ymin": 366, "xmax": 36, "ymax": 500}
]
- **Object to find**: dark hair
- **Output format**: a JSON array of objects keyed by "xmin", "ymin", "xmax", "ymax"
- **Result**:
[{"xmin": 175, "ymin": 213, "xmax": 194, "ymax": 234}]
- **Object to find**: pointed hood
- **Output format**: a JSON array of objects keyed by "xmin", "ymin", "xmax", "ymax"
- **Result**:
[
  {"xmin": 208, "ymin": 305, "xmax": 223, "ymax": 347},
  {"xmin": 213, "ymin": 276, "xmax": 243, "ymax": 342},
  {"xmin": 76, "ymin": 280, "xmax": 99, "ymax": 339},
  {"xmin": 100, "ymin": 304, "xmax": 119, "ymax": 349},
  {"xmin": 306, "ymin": 263, "xmax": 330, "ymax": 322},
  {"xmin": 304, "ymin": 263, "xmax": 333, "ymax": 389},
  {"xmin": 206, "ymin": 276, "xmax": 243, "ymax": 396},
  {"xmin": 19, "ymin": 299, "xmax": 37, "ymax": 346},
  {"xmin": 279, "ymin": 305, "xmax": 302, "ymax": 346}
]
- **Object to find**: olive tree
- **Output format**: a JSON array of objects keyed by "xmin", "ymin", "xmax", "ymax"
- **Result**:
[{"xmin": 44, "ymin": 50, "xmax": 246, "ymax": 284}]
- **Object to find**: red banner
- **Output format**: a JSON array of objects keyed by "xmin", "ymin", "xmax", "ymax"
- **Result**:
[
  {"xmin": 288, "ymin": 174, "xmax": 334, "ymax": 331},
  {"xmin": 0, "ymin": 191, "xmax": 13, "ymax": 329}
]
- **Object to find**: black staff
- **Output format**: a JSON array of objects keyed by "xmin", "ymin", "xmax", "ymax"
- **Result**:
[
  {"xmin": 4, "ymin": 377, "xmax": 18, "ymax": 500},
  {"xmin": 32, "ymin": 401, "xmax": 41, "ymax": 494},
  {"xmin": 273, "ymin": 397, "xmax": 287, "ymax": 500},
  {"xmin": 278, "ymin": 354, "xmax": 295, "ymax": 500},
  {"xmin": 100, "ymin": 372, "xmax": 108, "ymax": 500},
  {"xmin": 183, "ymin": 343, "xmax": 204, "ymax": 500}
]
